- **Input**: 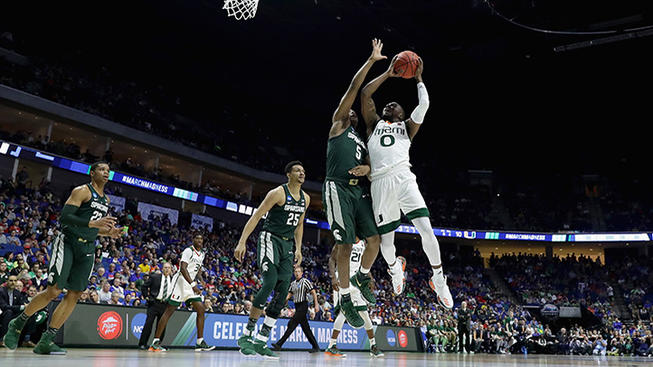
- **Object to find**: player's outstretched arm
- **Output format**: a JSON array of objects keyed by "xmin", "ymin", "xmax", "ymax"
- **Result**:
[
  {"xmin": 234, "ymin": 187, "xmax": 284, "ymax": 262},
  {"xmin": 293, "ymin": 193, "xmax": 310, "ymax": 266},
  {"xmin": 361, "ymin": 55, "xmax": 401, "ymax": 132},
  {"xmin": 406, "ymin": 58, "xmax": 429, "ymax": 140},
  {"xmin": 331, "ymin": 39, "xmax": 386, "ymax": 136}
]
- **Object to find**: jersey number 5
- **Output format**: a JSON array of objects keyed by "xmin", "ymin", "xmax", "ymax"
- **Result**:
[{"xmin": 286, "ymin": 213, "xmax": 301, "ymax": 226}]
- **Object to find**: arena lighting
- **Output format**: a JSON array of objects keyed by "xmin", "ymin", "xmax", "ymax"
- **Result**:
[
  {"xmin": 4, "ymin": 141, "xmax": 653, "ymax": 243},
  {"xmin": 554, "ymin": 28, "xmax": 653, "ymax": 52}
]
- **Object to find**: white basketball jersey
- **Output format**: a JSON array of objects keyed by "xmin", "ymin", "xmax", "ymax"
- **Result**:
[
  {"xmin": 335, "ymin": 240, "xmax": 365, "ymax": 279},
  {"xmin": 180, "ymin": 246, "xmax": 205, "ymax": 281},
  {"xmin": 368, "ymin": 119, "xmax": 412, "ymax": 181}
]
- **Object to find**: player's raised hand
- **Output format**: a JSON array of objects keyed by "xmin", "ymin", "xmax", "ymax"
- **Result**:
[
  {"xmin": 415, "ymin": 57, "xmax": 424, "ymax": 82},
  {"xmin": 234, "ymin": 242, "xmax": 247, "ymax": 262},
  {"xmin": 348, "ymin": 165, "xmax": 370, "ymax": 177},
  {"xmin": 386, "ymin": 55, "xmax": 401, "ymax": 78},
  {"xmin": 369, "ymin": 38, "xmax": 387, "ymax": 62}
]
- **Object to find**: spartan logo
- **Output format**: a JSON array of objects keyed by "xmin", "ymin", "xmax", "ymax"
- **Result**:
[
  {"xmin": 261, "ymin": 261, "xmax": 269, "ymax": 273},
  {"xmin": 333, "ymin": 229, "xmax": 342, "ymax": 241}
]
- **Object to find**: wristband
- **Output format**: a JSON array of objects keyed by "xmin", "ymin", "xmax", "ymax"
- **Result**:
[{"xmin": 190, "ymin": 282, "xmax": 197, "ymax": 287}]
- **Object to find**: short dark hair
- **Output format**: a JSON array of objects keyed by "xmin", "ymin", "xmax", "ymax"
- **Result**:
[
  {"xmin": 90, "ymin": 161, "xmax": 109, "ymax": 173},
  {"xmin": 284, "ymin": 160, "xmax": 303, "ymax": 174}
]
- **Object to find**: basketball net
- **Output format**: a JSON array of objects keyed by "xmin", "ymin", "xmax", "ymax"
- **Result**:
[{"xmin": 223, "ymin": 0, "xmax": 259, "ymax": 20}]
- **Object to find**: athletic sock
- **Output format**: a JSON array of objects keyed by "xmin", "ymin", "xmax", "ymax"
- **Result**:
[
  {"xmin": 328, "ymin": 338, "xmax": 337, "ymax": 348},
  {"xmin": 360, "ymin": 267, "xmax": 370, "ymax": 274},
  {"xmin": 197, "ymin": 337, "xmax": 204, "ymax": 344},
  {"xmin": 243, "ymin": 317, "xmax": 257, "ymax": 337},
  {"xmin": 370, "ymin": 337, "xmax": 376, "ymax": 346},
  {"xmin": 13, "ymin": 311, "xmax": 30, "ymax": 329},
  {"xmin": 340, "ymin": 286, "xmax": 351, "ymax": 295}
]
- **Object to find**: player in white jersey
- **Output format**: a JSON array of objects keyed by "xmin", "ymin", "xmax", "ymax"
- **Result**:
[
  {"xmin": 360, "ymin": 56, "xmax": 453, "ymax": 309},
  {"xmin": 149, "ymin": 234, "xmax": 216, "ymax": 352},
  {"xmin": 325, "ymin": 239, "xmax": 384, "ymax": 358}
]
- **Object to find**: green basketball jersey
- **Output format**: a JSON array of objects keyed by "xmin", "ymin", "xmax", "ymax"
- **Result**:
[
  {"xmin": 325, "ymin": 125, "xmax": 368, "ymax": 183},
  {"xmin": 261, "ymin": 184, "xmax": 306, "ymax": 240},
  {"xmin": 62, "ymin": 183, "xmax": 109, "ymax": 252}
]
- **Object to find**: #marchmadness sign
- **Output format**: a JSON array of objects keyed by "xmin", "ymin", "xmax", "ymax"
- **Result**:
[{"xmin": 56, "ymin": 303, "xmax": 421, "ymax": 351}]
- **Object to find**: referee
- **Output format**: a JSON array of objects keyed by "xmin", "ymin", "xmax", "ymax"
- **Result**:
[
  {"xmin": 138, "ymin": 262, "xmax": 173, "ymax": 349},
  {"xmin": 272, "ymin": 266, "xmax": 320, "ymax": 352}
]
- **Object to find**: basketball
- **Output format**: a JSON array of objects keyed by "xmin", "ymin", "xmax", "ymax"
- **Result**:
[{"xmin": 393, "ymin": 50, "xmax": 420, "ymax": 79}]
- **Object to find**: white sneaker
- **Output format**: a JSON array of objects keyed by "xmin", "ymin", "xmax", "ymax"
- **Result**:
[
  {"xmin": 388, "ymin": 256, "xmax": 406, "ymax": 295},
  {"xmin": 429, "ymin": 270, "xmax": 453, "ymax": 309}
]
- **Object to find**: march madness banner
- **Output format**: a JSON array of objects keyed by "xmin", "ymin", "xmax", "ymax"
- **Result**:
[{"xmin": 55, "ymin": 303, "xmax": 374, "ymax": 350}]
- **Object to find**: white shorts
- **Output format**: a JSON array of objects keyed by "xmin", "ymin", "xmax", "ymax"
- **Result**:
[
  {"xmin": 371, "ymin": 169, "xmax": 429, "ymax": 234},
  {"xmin": 169, "ymin": 273, "xmax": 203, "ymax": 306},
  {"xmin": 333, "ymin": 286, "xmax": 368, "ymax": 312}
]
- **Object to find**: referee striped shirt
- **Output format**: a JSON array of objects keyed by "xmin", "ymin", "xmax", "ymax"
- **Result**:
[{"xmin": 290, "ymin": 277, "xmax": 314, "ymax": 303}]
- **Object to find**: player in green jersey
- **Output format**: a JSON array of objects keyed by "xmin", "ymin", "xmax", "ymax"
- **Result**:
[
  {"xmin": 3, "ymin": 162, "xmax": 120, "ymax": 354},
  {"xmin": 324, "ymin": 39, "xmax": 385, "ymax": 328},
  {"xmin": 234, "ymin": 160, "xmax": 309, "ymax": 359}
]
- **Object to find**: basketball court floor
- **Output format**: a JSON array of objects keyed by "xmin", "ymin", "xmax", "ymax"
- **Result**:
[{"xmin": 2, "ymin": 348, "xmax": 651, "ymax": 367}]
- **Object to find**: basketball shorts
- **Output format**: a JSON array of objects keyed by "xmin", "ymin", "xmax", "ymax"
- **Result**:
[
  {"xmin": 322, "ymin": 180, "xmax": 378, "ymax": 244},
  {"xmin": 169, "ymin": 273, "xmax": 203, "ymax": 306},
  {"xmin": 333, "ymin": 285, "xmax": 368, "ymax": 315},
  {"xmin": 47, "ymin": 232, "xmax": 95, "ymax": 292},
  {"xmin": 371, "ymin": 169, "xmax": 430, "ymax": 234}
]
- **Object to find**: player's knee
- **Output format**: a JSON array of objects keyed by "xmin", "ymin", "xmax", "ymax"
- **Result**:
[
  {"xmin": 365, "ymin": 234, "xmax": 381, "ymax": 247},
  {"xmin": 46, "ymin": 285, "xmax": 63, "ymax": 299}
]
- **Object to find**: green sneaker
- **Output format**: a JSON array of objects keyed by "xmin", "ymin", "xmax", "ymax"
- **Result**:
[
  {"xmin": 252, "ymin": 340, "xmax": 279, "ymax": 359},
  {"xmin": 238, "ymin": 335, "xmax": 256, "ymax": 356},
  {"xmin": 340, "ymin": 296, "xmax": 364, "ymax": 328},
  {"xmin": 2, "ymin": 317, "xmax": 24, "ymax": 351},
  {"xmin": 33, "ymin": 332, "xmax": 66, "ymax": 355},
  {"xmin": 370, "ymin": 344, "xmax": 384, "ymax": 358},
  {"xmin": 325, "ymin": 345, "xmax": 346, "ymax": 357},
  {"xmin": 350, "ymin": 271, "xmax": 376, "ymax": 304},
  {"xmin": 195, "ymin": 339, "xmax": 216, "ymax": 352}
]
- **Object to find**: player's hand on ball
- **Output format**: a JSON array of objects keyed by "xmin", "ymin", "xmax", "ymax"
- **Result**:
[
  {"xmin": 294, "ymin": 251, "xmax": 303, "ymax": 266},
  {"xmin": 386, "ymin": 55, "xmax": 401, "ymax": 78},
  {"xmin": 369, "ymin": 38, "xmax": 387, "ymax": 62},
  {"xmin": 348, "ymin": 165, "xmax": 370, "ymax": 177},
  {"xmin": 234, "ymin": 242, "xmax": 246, "ymax": 262}
]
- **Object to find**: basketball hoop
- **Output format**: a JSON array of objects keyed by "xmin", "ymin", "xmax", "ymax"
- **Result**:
[{"xmin": 223, "ymin": 0, "xmax": 259, "ymax": 20}]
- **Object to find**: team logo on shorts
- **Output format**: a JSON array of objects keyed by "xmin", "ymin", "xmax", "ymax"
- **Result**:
[
  {"xmin": 97, "ymin": 311, "xmax": 123, "ymax": 340},
  {"xmin": 333, "ymin": 229, "xmax": 342, "ymax": 241},
  {"xmin": 262, "ymin": 261, "xmax": 269, "ymax": 273}
]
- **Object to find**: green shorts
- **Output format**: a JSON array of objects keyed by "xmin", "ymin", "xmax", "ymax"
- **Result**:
[
  {"xmin": 254, "ymin": 231, "xmax": 294, "ymax": 310},
  {"xmin": 47, "ymin": 233, "xmax": 95, "ymax": 292},
  {"xmin": 257, "ymin": 231, "xmax": 294, "ymax": 272},
  {"xmin": 322, "ymin": 180, "xmax": 379, "ymax": 244}
]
